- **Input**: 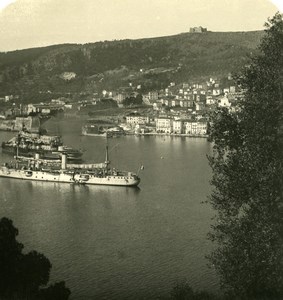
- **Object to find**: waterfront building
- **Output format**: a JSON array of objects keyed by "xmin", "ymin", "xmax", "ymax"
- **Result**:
[
  {"xmin": 0, "ymin": 119, "xmax": 15, "ymax": 131},
  {"xmin": 184, "ymin": 119, "xmax": 207, "ymax": 135},
  {"xmin": 0, "ymin": 116, "xmax": 41, "ymax": 132},
  {"xmin": 156, "ymin": 117, "xmax": 172, "ymax": 133},
  {"xmin": 14, "ymin": 116, "xmax": 40, "ymax": 132},
  {"xmin": 126, "ymin": 113, "xmax": 149, "ymax": 126},
  {"xmin": 172, "ymin": 120, "xmax": 183, "ymax": 134},
  {"xmin": 27, "ymin": 103, "xmax": 64, "ymax": 115},
  {"xmin": 135, "ymin": 124, "xmax": 151, "ymax": 134},
  {"xmin": 4, "ymin": 107, "xmax": 22, "ymax": 117}
]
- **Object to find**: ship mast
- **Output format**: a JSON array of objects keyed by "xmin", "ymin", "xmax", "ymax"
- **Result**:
[
  {"xmin": 15, "ymin": 132, "xmax": 20, "ymax": 159},
  {"xmin": 105, "ymin": 133, "xmax": 110, "ymax": 171}
]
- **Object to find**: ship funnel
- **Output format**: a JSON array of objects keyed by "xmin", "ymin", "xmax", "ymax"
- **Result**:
[
  {"xmin": 61, "ymin": 153, "xmax": 67, "ymax": 170},
  {"xmin": 35, "ymin": 153, "xmax": 40, "ymax": 169}
]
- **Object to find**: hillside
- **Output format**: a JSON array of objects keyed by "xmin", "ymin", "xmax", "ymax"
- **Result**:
[{"xmin": 0, "ymin": 30, "xmax": 264, "ymax": 101}]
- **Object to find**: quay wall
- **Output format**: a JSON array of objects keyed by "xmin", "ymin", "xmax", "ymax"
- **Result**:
[{"xmin": 126, "ymin": 132, "xmax": 209, "ymax": 138}]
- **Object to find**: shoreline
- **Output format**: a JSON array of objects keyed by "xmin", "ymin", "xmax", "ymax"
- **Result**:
[
  {"xmin": 82, "ymin": 132, "xmax": 208, "ymax": 138},
  {"xmin": 127, "ymin": 132, "xmax": 209, "ymax": 138}
]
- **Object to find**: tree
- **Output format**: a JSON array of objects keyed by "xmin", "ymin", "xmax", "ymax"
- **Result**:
[
  {"xmin": 123, "ymin": 93, "xmax": 143, "ymax": 106},
  {"xmin": 40, "ymin": 282, "xmax": 71, "ymax": 300},
  {"xmin": 0, "ymin": 217, "xmax": 71, "ymax": 299},
  {"xmin": 19, "ymin": 251, "xmax": 51, "ymax": 295},
  {"xmin": 0, "ymin": 217, "xmax": 24, "ymax": 297},
  {"xmin": 208, "ymin": 13, "xmax": 283, "ymax": 299},
  {"xmin": 170, "ymin": 281, "xmax": 216, "ymax": 300}
]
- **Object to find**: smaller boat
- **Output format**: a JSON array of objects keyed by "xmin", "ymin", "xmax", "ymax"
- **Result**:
[{"xmin": 82, "ymin": 124, "xmax": 125, "ymax": 138}]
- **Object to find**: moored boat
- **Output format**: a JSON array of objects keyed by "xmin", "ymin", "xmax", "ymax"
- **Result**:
[
  {"xmin": 0, "ymin": 146, "xmax": 141, "ymax": 187},
  {"xmin": 82, "ymin": 124, "xmax": 125, "ymax": 138},
  {"xmin": 1, "ymin": 130, "xmax": 83, "ymax": 162}
]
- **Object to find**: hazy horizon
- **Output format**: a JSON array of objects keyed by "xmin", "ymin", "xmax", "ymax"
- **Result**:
[{"xmin": 0, "ymin": 0, "xmax": 281, "ymax": 52}]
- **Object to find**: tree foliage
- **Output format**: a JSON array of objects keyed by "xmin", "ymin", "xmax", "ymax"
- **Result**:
[
  {"xmin": 123, "ymin": 93, "xmax": 143, "ymax": 106},
  {"xmin": 0, "ymin": 217, "xmax": 70, "ymax": 300},
  {"xmin": 170, "ymin": 281, "xmax": 217, "ymax": 300},
  {"xmin": 208, "ymin": 13, "xmax": 283, "ymax": 299}
]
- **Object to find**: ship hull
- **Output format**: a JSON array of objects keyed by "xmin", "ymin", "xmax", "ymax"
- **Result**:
[
  {"xmin": 0, "ymin": 167, "xmax": 140, "ymax": 187},
  {"xmin": 78, "ymin": 174, "xmax": 140, "ymax": 186},
  {"xmin": 82, "ymin": 132, "xmax": 107, "ymax": 137}
]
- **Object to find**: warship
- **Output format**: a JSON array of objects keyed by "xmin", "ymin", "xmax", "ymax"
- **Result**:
[{"xmin": 0, "ymin": 146, "xmax": 140, "ymax": 187}]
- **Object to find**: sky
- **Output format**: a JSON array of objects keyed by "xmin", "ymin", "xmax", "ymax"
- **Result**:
[{"xmin": 0, "ymin": 0, "xmax": 281, "ymax": 52}]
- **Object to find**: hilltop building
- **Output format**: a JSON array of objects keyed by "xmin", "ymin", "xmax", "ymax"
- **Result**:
[{"xmin": 190, "ymin": 26, "xmax": 207, "ymax": 33}]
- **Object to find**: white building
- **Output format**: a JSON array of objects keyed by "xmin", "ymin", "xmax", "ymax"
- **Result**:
[
  {"xmin": 172, "ymin": 120, "xmax": 183, "ymax": 134},
  {"xmin": 148, "ymin": 91, "xmax": 159, "ymax": 102},
  {"xmin": 206, "ymin": 96, "xmax": 215, "ymax": 105},
  {"xmin": 218, "ymin": 96, "xmax": 231, "ymax": 107},
  {"xmin": 135, "ymin": 124, "xmax": 150, "ymax": 134},
  {"xmin": 153, "ymin": 102, "xmax": 163, "ymax": 110},
  {"xmin": 212, "ymin": 89, "xmax": 222, "ymax": 96},
  {"xmin": 113, "ymin": 93, "xmax": 126, "ymax": 103},
  {"xmin": 126, "ymin": 114, "xmax": 149, "ymax": 125},
  {"xmin": 156, "ymin": 117, "xmax": 172, "ymax": 133},
  {"xmin": 184, "ymin": 120, "xmax": 207, "ymax": 135}
]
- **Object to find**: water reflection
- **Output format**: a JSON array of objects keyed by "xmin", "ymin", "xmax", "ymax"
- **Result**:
[{"xmin": 0, "ymin": 130, "xmax": 217, "ymax": 299}]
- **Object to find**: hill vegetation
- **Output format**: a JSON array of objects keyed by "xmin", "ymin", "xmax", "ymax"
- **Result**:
[{"xmin": 0, "ymin": 30, "xmax": 264, "ymax": 101}]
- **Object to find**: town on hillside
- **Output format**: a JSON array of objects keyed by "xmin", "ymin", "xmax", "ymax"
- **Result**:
[{"xmin": 0, "ymin": 74, "xmax": 243, "ymax": 137}]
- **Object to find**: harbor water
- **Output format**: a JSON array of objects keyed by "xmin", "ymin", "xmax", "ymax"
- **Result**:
[{"xmin": 0, "ymin": 119, "xmax": 218, "ymax": 299}]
